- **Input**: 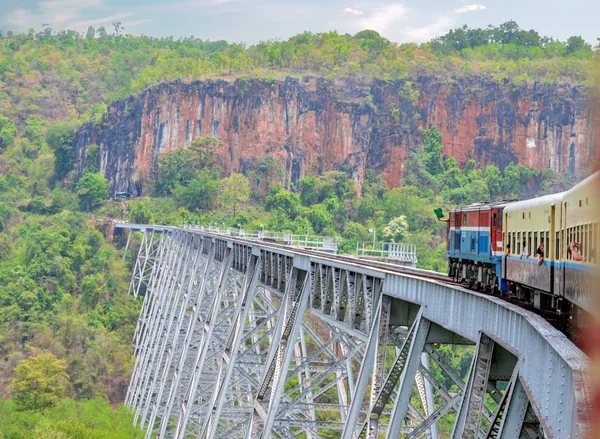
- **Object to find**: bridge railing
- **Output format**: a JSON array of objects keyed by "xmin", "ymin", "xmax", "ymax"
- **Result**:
[
  {"xmin": 356, "ymin": 241, "xmax": 418, "ymax": 264},
  {"xmin": 183, "ymin": 225, "xmax": 339, "ymax": 253}
]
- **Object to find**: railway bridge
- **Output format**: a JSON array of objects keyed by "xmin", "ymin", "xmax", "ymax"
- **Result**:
[{"xmin": 117, "ymin": 223, "xmax": 591, "ymax": 439}]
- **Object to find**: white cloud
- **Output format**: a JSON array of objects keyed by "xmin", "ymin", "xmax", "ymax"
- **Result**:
[
  {"xmin": 343, "ymin": 7, "xmax": 364, "ymax": 15},
  {"xmin": 455, "ymin": 4, "xmax": 487, "ymax": 13},
  {"xmin": 121, "ymin": 19, "xmax": 154, "ymax": 28},
  {"xmin": 359, "ymin": 3, "xmax": 408, "ymax": 33},
  {"xmin": 402, "ymin": 15, "xmax": 455, "ymax": 41},
  {"xmin": 72, "ymin": 12, "xmax": 135, "ymax": 28},
  {"xmin": 153, "ymin": 0, "xmax": 243, "ymax": 11},
  {"xmin": 39, "ymin": 0, "xmax": 103, "ymax": 9},
  {"xmin": 3, "ymin": 0, "xmax": 145, "ymax": 34}
]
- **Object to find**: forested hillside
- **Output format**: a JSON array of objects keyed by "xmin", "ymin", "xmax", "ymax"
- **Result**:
[{"xmin": 0, "ymin": 21, "xmax": 595, "ymax": 438}]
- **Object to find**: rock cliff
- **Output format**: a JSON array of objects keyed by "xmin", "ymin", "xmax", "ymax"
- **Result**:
[{"xmin": 74, "ymin": 76, "xmax": 594, "ymax": 196}]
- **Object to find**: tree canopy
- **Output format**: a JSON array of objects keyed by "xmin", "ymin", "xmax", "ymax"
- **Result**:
[{"xmin": 11, "ymin": 353, "xmax": 68, "ymax": 411}]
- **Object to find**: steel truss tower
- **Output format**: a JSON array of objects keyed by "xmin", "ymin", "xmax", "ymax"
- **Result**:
[{"xmin": 120, "ymin": 225, "xmax": 590, "ymax": 439}]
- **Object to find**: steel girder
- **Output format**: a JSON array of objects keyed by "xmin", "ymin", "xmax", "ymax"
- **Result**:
[{"xmin": 119, "ymin": 225, "xmax": 591, "ymax": 439}]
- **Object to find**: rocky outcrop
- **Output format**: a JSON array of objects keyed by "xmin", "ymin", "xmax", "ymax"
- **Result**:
[{"xmin": 74, "ymin": 76, "xmax": 595, "ymax": 196}]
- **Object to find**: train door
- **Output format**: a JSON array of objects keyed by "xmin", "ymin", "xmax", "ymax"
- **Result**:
[
  {"xmin": 503, "ymin": 211, "xmax": 508, "ymax": 280},
  {"xmin": 448, "ymin": 211, "xmax": 454, "ymax": 251},
  {"xmin": 491, "ymin": 208, "xmax": 503, "ymax": 256},
  {"xmin": 561, "ymin": 201, "xmax": 567, "ymax": 296},
  {"xmin": 478, "ymin": 208, "xmax": 486, "ymax": 257},
  {"xmin": 550, "ymin": 204, "xmax": 555, "ymax": 295}
]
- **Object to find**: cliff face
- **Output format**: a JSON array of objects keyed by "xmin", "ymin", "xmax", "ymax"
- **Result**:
[{"xmin": 74, "ymin": 77, "xmax": 594, "ymax": 196}]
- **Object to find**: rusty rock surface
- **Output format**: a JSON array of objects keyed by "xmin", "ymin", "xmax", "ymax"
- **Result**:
[{"xmin": 74, "ymin": 76, "xmax": 595, "ymax": 196}]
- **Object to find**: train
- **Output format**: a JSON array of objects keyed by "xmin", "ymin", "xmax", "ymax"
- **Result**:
[{"xmin": 443, "ymin": 171, "xmax": 599, "ymax": 327}]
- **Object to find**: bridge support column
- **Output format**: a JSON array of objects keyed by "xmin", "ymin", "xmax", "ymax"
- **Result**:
[
  {"xmin": 135, "ymin": 231, "xmax": 196, "ymax": 428},
  {"xmin": 144, "ymin": 238, "xmax": 215, "ymax": 437},
  {"xmin": 126, "ymin": 231, "xmax": 173, "ymax": 410},
  {"xmin": 340, "ymin": 293, "xmax": 385, "ymax": 439},
  {"xmin": 252, "ymin": 266, "xmax": 309, "ymax": 438},
  {"xmin": 451, "ymin": 333, "xmax": 495, "ymax": 438},
  {"xmin": 173, "ymin": 243, "xmax": 235, "ymax": 438},
  {"xmin": 129, "ymin": 229, "xmax": 160, "ymax": 298},
  {"xmin": 384, "ymin": 310, "xmax": 431, "ymax": 439},
  {"xmin": 141, "ymin": 234, "xmax": 203, "ymax": 432},
  {"xmin": 200, "ymin": 251, "xmax": 262, "ymax": 439}
]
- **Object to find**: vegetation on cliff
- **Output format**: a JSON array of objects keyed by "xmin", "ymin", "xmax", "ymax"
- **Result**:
[{"xmin": 0, "ymin": 22, "xmax": 595, "ymax": 127}]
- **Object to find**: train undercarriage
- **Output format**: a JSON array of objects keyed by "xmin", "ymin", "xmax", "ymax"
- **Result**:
[{"xmin": 448, "ymin": 258, "xmax": 499, "ymax": 294}]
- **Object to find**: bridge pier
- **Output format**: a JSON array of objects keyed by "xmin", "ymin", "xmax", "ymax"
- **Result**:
[{"xmin": 118, "ymin": 225, "xmax": 590, "ymax": 438}]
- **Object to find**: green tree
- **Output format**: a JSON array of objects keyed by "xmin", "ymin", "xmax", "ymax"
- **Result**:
[
  {"xmin": 298, "ymin": 176, "xmax": 319, "ymax": 206},
  {"xmin": 0, "ymin": 115, "xmax": 17, "ymax": 149},
  {"xmin": 220, "ymin": 173, "xmax": 250, "ymax": 216},
  {"xmin": 565, "ymin": 35, "xmax": 591, "ymax": 54},
  {"xmin": 129, "ymin": 198, "xmax": 153, "ymax": 223},
  {"xmin": 423, "ymin": 126, "xmax": 444, "ymax": 176},
  {"xmin": 46, "ymin": 123, "xmax": 77, "ymax": 180},
  {"xmin": 155, "ymin": 136, "xmax": 221, "ymax": 195},
  {"xmin": 484, "ymin": 165, "xmax": 503, "ymax": 198},
  {"xmin": 76, "ymin": 173, "xmax": 109, "ymax": 211},
  {"xmin": 265, "ymin": 187, "xmax": 300, "ymax": 218},
  {"xmin": 12, "ymin": 354, "xmax": 68, "ymax": 411},
  {"xmin": 173, "ymin": 169, "xmax": 220, "ymax": 212},
  {"xmin": 382, "ymin": 216, "xmax": 410, "ymax": 242},
  {"xmin": 84, "ymin": 144, "xmax": 100, "ymax": 173},
  {"xmin": 252, "ymin": 157, "xmax": 284, "ymax": 196}
]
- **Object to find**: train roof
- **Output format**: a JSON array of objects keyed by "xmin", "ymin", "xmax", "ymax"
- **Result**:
[
  {"xmin": 503, "ymin": 191, "xmax": 566, "ymax": 213},
  {"xmin": 450, "ymin": 200, "xmax": 514, "ymax": 212}
]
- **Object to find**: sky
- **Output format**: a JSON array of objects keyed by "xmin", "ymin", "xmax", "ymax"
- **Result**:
[{"xmin": 0, "ymin": 0, "xmax": 597, "ymax": 46}]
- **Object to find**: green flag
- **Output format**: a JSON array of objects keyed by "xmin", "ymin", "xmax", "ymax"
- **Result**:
[{"xmin": 433, "ymin": 208, "xmax": 445, "ymax": 220}]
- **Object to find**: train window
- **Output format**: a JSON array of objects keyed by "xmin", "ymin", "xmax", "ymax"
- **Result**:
[
  {"xmin": 470, "ymin": 236, "xmax": 476, "ymax": 252},
  {"xmin": 584, "ymin": 226, "xmax": 588, "ymax": 261},
  {"xmin": 567, "ymin": 228, "xmax": 573, "ymax": 260},
  {"xmin": 587, "ymin": 225, "xmax": 591, "ymax": 262},
  {"xmin": 528, "ymin": 232, "xmax": 532, "ymax": 256},
  {"xmin": 556, "ymin": 231, "xmax": 560, "ymax": 260},
  {"xmin": 498, "ymin": 214, "xmax": 502, "ymax": 228},
  {"xmin": 588, "ymin": 223, "xmax": 594, "ymax": 264},
  {"xmin": 584, "ymin": 224, "xmax": 589, "ymax": 261},
  {"xmin": 571, "ymin": 227, "xmax": 575, "ymax": 260},
  {"xmin": 592, "ymin": 223, "xmax": 597, "ymax": 264},
  {"xmin": 588, "ymin": 224, "xmax": 592, "ymax": 261},
  {"xmin": 522, "ymin": 212, "xmax": 525, "ymax": 220},
  {"xmin": 533, "ymin": 232, "xmax": 538, "ymax": 256},
  {"xmin": 579, "ymin": 200, "xmax": 582, "ymax": 207},
  {"xmin": 463, "ymin": 213, "xmax": 467, "ymax": 223},
  {"xmin": 517, "ymin": 232, "xmax": 521, "ymax": 254},
  {"xmin": 493, "ymin": 213, "xmax": 497, "ymax": 228},
  {"xmin": 582, "ymin": 225, "xmax": 586, "ymax": 261}
]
